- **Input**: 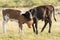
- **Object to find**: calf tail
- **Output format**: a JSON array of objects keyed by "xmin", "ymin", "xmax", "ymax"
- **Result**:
[{"xmin": 53, "ymin": 7, "xmax": 56, "ymax": 21}]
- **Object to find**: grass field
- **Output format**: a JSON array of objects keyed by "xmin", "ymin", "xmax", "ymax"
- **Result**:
[{"xmin": 0, "ymin": 8, "xmax": 60, "ymax": 40}]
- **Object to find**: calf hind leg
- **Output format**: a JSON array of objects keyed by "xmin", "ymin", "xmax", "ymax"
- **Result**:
[
  {"xmin": 41, "ymin": 20, "xmax": 48, "ymax": 32},
  {"xmin": 48, "ymin": 19, "xmax": 52, "ymax": 33}
]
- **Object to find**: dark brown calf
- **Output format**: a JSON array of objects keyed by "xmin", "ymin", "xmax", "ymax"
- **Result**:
[
  {"xmin": 2, "ymin": 8, "xmax": 33, "ymax": 33},
  {"xmin": 25, "ymin": 5, "xmax": 56, "ymax": 34}
]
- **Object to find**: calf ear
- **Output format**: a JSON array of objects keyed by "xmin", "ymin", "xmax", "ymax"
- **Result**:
[
  {"xmin": 22, "ymin": 12, "xmax": 29, "ymax": 19},
  {"xmin": 22, "ymin": 14, "xmax": 26, "ymax": 17}
]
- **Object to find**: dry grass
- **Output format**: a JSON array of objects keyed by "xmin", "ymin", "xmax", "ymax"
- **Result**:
[{"xmin": 0, "ymin": 8, "xmax": 60, "ymax": 40}]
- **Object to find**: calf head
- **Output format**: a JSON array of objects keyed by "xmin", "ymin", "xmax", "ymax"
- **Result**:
[
  {"xmin": 22, "ymin": 11, "xmax": 33, "ymax": 21},
  {"xmin": 22, "ymin": 11, "xmax": 33, "ymax": 28}
]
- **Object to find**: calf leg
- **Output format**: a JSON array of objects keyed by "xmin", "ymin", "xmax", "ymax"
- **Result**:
[
  {"xmin": 41, "ymin": 20, "xmax": 48, "ymax": 32},
  {"xmin": 2, "ymin": 15, "xmax": 9, "ymax": 33},
  {"xmin": 34, "ymin": 17, "xmax": 38, "ymax": 35},
  {"xmin": 18, "ymin": 24, "xmax": 23, "ymax": 33},
  {"xmin": 18, "ymin": 21, "xmax": 24, "ymax": 34},
  {"xmin": 35, "ymin": 22, "xmax": 38, "ymax": 34},
  {"xmin": 32, "ymin": 24, "xmax": 35, "ymax": 33},
  {"xmin": 32, "ymin": 17, "xmax": 38, "ymax": 34},
  {"xmin": 48, "ymin": 19, "xmax": 52, "ymax": 33},
  {"xmin": 2, "ymin": 20, "xmax": 6, "ymax": 33}
]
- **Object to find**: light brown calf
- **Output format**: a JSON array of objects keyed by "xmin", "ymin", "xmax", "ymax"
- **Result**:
[{"xmin": 2, "ymin": 8, "xmax": 33, "ymax": 33}]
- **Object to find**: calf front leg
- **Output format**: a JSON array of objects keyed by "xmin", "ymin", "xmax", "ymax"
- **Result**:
[
  {"xmin": 2, "ymin": 20, "xmax": 6, "ymax": 33},
  {"xmin": 34, "ymin": 17, "xmax": 38, "ymax": 35},
  {"xmin": 2, "ymin": 15, "xmax": 9, "ymax": 33},
  {"xmin": 35, "ymin": 22, "xmax": 38, "ymax": 35},
  {"xmin": 18, "ymin": 24, "xmax": 23, "ymax": 33},
  {"xmin": 32, "ymin": 24, "xmax": 35, "ymax": 33},
  {"xmin": 18, "ymin": 21, "xmax": 24, "ymax": 34}
]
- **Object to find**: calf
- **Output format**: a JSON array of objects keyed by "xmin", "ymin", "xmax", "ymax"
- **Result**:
[
  {"xmin": 25, "ymin": 5, "xmax": 56, "ymax": 34},
  {"xmin": 2, "ymin": 8, "xmax": 33, "ymax": 33}
]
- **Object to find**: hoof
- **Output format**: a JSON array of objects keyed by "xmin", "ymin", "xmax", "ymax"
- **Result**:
[{"xmin": 36, "ymin": 31, "xmax": 38, "ymax": 35}]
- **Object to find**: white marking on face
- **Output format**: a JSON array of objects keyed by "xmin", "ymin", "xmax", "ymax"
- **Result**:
[{"xmin": 4, "ymin": 15, "xmax": 9, "ymax": 21}]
